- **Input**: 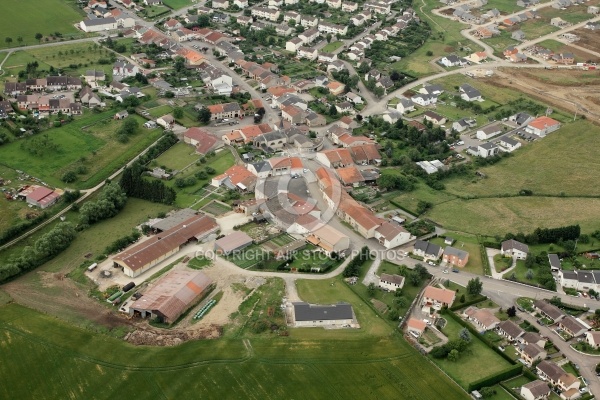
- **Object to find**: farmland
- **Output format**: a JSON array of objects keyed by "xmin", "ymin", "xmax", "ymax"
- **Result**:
[
  {"xmin": 0, "ymin": 0, "xmax": 84, "ymax": 49},
  {"xmin": 0, "ymin": 112, "xmax": 164, "ymax": 189},
  {"xmin": 0, "ymin": 299, "xmax": 468, "ymax": 399}
]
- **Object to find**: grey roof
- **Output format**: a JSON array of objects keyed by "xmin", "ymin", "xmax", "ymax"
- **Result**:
[
  {"xmin": 444, "ymin": 246, "xmax": 468, "ymax": 260},
  {"xmin": 562, "ymin": 270, "xmax": 578, "ymax": 280},
  {"xmin": 293, "ymin": 302, "xmax": 353, "ymax": 321},
  {"xmin": 460, "ymin": 83, "xmax": 481, "ymax": 99},
  {"xmin": 479, "ymin": 142, "xmax": 498, "ymax": 150},
  {"xmin": 533, "ymin": 300, "xmax": 564, "ymax": 321},
  {"xmin": 150, "ymin": 209, "xmax": 198, "ymax": 231},
  {"xmin": 498, "ymin": 320, "xmax": 524, "ymax": 339},
  {"xmin": 502, "ymin": 239, "xmax": 529, "ymax": 253},
  {"xmin": 522, "ymin": 380, "xmax": 550, "ymax": 398},
  {"xmin": 83, "ymin": 17, "xmax": 117, "ymax": 26},
  {"xmin": 423, "ymin": 84, "xmax": 444, "ymax": 93},
  {"xmin": 521, "ymin": 331, "xmax": 543, "ymax": 345},
  {"xmin": 576, "ymin": 270, "xmax": 595, "ymax": 283},
  {"xmin": 501, "ymin": 137, "xmax": 519, "ymax": 147},
  {"xmin": 380, "ymin": 273, "xmax": 405, "ymax": 286},
  {"xmin": 251, "ymin": 161, "xmax": 271, "ymax": 173},
  {"xmin": 414, "ymin": 240, "xmax": 442, "ymax": 257}
]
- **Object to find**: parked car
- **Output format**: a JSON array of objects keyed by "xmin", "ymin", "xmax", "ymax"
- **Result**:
[{"xmin": 452, "ymin": 268, "xmax": 459, "ymax": 273}]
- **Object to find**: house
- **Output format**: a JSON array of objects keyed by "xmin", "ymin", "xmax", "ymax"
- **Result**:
[
  {"xmin": 476, "ymin": 124, "xmax": 503, "ymax": 140},
  {"xmin": 552, "ymin": 52, "xmax": 575, "ymax": 65},
  {"xmin": 443, "ymin": 246, "xmax": 469, "ymax": 267},
  {"xmin": 113, "ymin": 214, "xmax": 219, "ymax": 277},
  {"xmin": 475, "ymin": 142, "xmax": 499, "ymax": 158},
  {"xmin": 407, "ymin": 318, "xmax": 427, "ymax": 337},
  {"xmin": 305, "ymin": 111, "xmax": 326, "ymax": 127},
  {"xmin": 501, "ymin": 239, "xmax": 529, "ymax": 259},
  {"xmin": 292, "ymin": 302, "xmax": 354, "ymax": 327},
  {"xmin": 411, "ymin": 93, "xmax": 437, "ymax": 106},
  {"xmin": 536, "ymin": 361, "xmax": 580, "ymax": 392},
  {"xmin": 459, "ymin": 84, "xmax": 482, "ymax": 101},
  {"xmin": 419, "ymin": 84, "xmax": 444, "ymax": 96},
  {"xmin": 301, "ymin": 15, "xmax": 319, "ymax": 28},
  {"xmin": 84, "ymin": 69, "xmax": 106, "ymax": 83},
  {"xmin": 452, "ymin": 118, "xmax": 476, "ymax": 133},
  {"xmin": 375, "ymin": 222, "xmax": 413, "ymax": 249},
  {"xmin": 345, "ymin": 92, "xmax": 363, "ymax": 105},
  {"xmin": 318, "ymin": 21, "xmax": 348, "ymax": 35},
  {"xmin": 157, "ymin": 114, "xmax": 174, "ymax": 128},
  {"xmin": 509, "ymin": 112, "xmax": 534, "ymax": 126},
  {"xmin": 342, "ymin": 1, "xmax": 358, "ymax": 12},
  {"xmin": 497, "ymin": 320, "xmax": 525, "ymax": 342},
  {"xmin": 183, "ymin": 127, "xmax": 218, "ymax": 154},
  {"xmin": 305, "ymin": 224, "xmax": 350, "ymax": 255},
  {"xmin": 79, "ymin": 86, "xmax": 102, "ymax": 106},
  {"xmin": 338, "ymin": 116, "xmax": 358, "ymax": 130},
  {"xmin": 129, "ymin": 270, "xmax": 212, "ymax": 324},
  {"xmin": 327, "ymin": 81, "xmax": 346, "ymax": 96},
  {"xmin": 423, "ymin": 111, "xmax": 446, "ymax": 125},
  {"xmin": 276, "ymin": 24, "xmax": 294, "ymax": 36},
  {"xmin": 525, "ymin": 116, "xmax": 561, "ymax": 137},
  {"xmin": 336, "ymin": 166, "xmax": 365, "ymax": 187},
  {"xmin": 512, "ymin": 30, "xmax": 526, "ymax": 41},
  {"xmin": 316, "ymin": 148, "xmax": 354, "ymax": 168},
  {"xmin": 413, "ymin": 240, "xmax": 443, "ymax": 260},
  {"xmin": 297, "ymin": 46, "xmax": 318, "ymax": 60},
  {"xmin": 163, "ymin": 18, "xmax": 183, "ymax": 30},
  {"xmin": 396, "ymin": 98, "xmax": 415, "ymax": 114},
  {"xmin": 281, "ymin": 104, "xmax": 305, "ymax": 124},
  {"xmin": 251, "ymin": 7, "xmax": 280, "ymax": 21},
  {"xmin": 440, "ymin": 55, "xmax": 468, "ymax": 67},
  {"xmin": 518, "ymin": 343, "xmax": 547, "ymax": 366},
  {"xmin": 212, "ymin": 165, "xmax": 257, "ymax": 191},
  {"xmin": 589, "ymin": 5, "xmax": 600, "ymax": 14},
  {"xmin": 422, "ymin": 286, "xmax": 456, "ymax": 311},
  {"xmin": 586, "ymin": 331, "xmax": 600, "ymax": 348},
  {"xmin": 463, "ymin": 307, "xmax": 500, "ymax": 331},
  {"xmin": 521, "ymin": 332, "xmax": 546, "ymax": 349},
  {"xmin": 113, "ymin": 61, "xmax": 139, "ymax": 77},
  {"xmin": 335, "ymin": 102, "xmax": 353, "ymax": 114},
  {"xmin": 533, "ymin": 300, "xmax": 565, "ymax": 322},
  {"xmin": 286, "ymin": 37, "xmax": 304, "ymax": 52},
  {"xmin": 520, "ymin": 380, "xmax": 551, "ymax": 400},
  {"xmin": 499, "ymin": 137, "xmax": 521, "ymax": 152},
  {"xmin": 557, "ymin": 315, "xmax": 588, "ymax": 338},
  {"xmin": 378, "ymin": 273, "xmax": 405, "ymax": 291},
  {"xmin": 205, "ymin": 102, "xmax": 242, "ymax": 120},
  {"xmin": 548, "ymin": 254, "xmax": 561, "ymax": 272},
  {"xmin": 382, "ymin": 110, "xmax": 402, "ymax": 124}
]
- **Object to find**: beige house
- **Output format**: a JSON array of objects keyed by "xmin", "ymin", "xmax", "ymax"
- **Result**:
[
  {"xmin": 407, "ymin": 318, "xmax": 427, "ymax": 337},
  {"xmin": 463, "ymin": 307, "xmax": 500, "ymax": 332},
  {"xmin": 422, "ymin": 286, "xmax": 455, "ymax": 311},
  {"xmin": 520, "ymin": 380, "xmax": 551, "ymax": 400},
  {"xmin": 378, "ymin": 274, "xmax": 405, "ymax": 291},
  {"xmin": 586, "ymin": 331, "xmax": 600, "ymax": 348},
  {"xmin": 517, "ymin": 343, "xmax": 547, "ymax": 366}
]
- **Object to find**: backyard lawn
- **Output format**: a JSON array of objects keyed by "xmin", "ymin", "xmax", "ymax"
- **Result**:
[
  {"xmin": 153, "ymin": 142, "xmax": 200, "ymax": 171},
  {"xmin": 430, "ymin": 233, "xmax": 484, "ymax": 275},
  {"xmin": 434, "ymin": 313, "xmax": 514, "ymax": 389},
  {"xmin": 322, "ymin": 41, "xmax": 344, "ymax": 52},
  {"xmin": 162, "ymin": 0, "xmax": 195, "ymax": 9}
]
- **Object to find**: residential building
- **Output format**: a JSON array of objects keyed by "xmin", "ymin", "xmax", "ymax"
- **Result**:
[
  {"xmin": 327, "ymin": 81, "xmax": 346, "ymax": 96},
  {"xmin": 501, "ymin": 239, "xmax": 529, "ymax": 259},
  {"xmin": 413, "ymin": 240, "xmax": 443, "ymax": 260},
  {"xmin": 463, "ymin": 307, "xmax": 500, "ymax": 331},
  {"xmin": 205, "ymin": 102, "xmax": 242, "ymax": 120},
  {"xmin": 407, "ymin": 318, "xmax": 427, "ymax": 337},
  {"xmin": 423, "ymin": 111, "xmax": 446, "ymax": 125},
  {"xmin": 459, "ymin": 84, "xmax": 482, "ymax": 101},
  {"xmin": 517, "ymin": 343, "xmax": 547, "ymax": 366},
  {"xmin": 586, "ymin": 331, "xmax": 600, "ymax": 348},
  {"xmin": 305, "ymin": 224, "xmax": 350, "ymax": 255},
  {"xmin": 443, "ymin": 246, "xmax": 469, "ymax": 267},
  {"xmin": 183, "ymin": 127, "xmax": 218, "ymax": 155},
  {"xmin": 378, "ymin": 273, "xmax": 405, "ymax": 291},
  {"xmin": 497, "ymin": 320, "xmax": 525, "ymax": 342},
  {"xmin": 533, "ymin": 300, "xmax": 565, "ymax": 322},
  {"xmin": 396, "ymin": 98, "xmax": 415, "ymax": 114},
  {"xmin": 499, "ymin": 137, "xmax": 521, "ymax": 152},
  {"xmin": 525, "ymin": 116, "xmax": 561, "ymax": 137},
  {"xmin": 474, "ymin": 142, "xmax": 499, "ymax": 158},
  {"xmin": 318, "ymin": 21, "xmax": 348, "ymax": 35},
  {"xmin": 557, "ymin": 315, "xmax": 588, "ymax": 337},
  {"xmin": 422, "ymin": 286, "xmax": 456, "ymax": 311},
  {"xmin": 536, "ymin": 361, "xmax": 580, "ymax": 392},
  {"xmin": 211, "ymin": 165, "xmax": 257, "ymax": 191},
  {"xmin": 520, "ymin": 380, "xmax": 551, "ymax": 400},
  {"xmin": 440, "ymin": 54, "xmax": 468, "ymax": 67},
  {"xmin": 251, "ymin": 7, "xmax": 280, "ymax": 21},
  {"xmin": 316, "ymin": 148, "xmax": 354, "ymax": 168},
  {"xmin": 375, "ymin": 222, "xmax": 413, "ymax": 249},
  {"xmin": 80, "ymin": 18, "xmax": 118, "ymax": 32},
  {"xmin": 476, "ymin": 124, "xmax": 503, "ymax": 140}
]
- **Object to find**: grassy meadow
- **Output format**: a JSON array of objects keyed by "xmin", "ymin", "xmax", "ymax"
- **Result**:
[{"xmin": 0, "ymin": 0, "xmax": 83, "ymax": 49}]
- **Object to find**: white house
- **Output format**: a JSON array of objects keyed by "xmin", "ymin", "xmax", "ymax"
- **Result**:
[
  {"xmin": 499, "ymin": 137, "xmax": 521, "ymax": 152},
  {"xmin": 378, "ymin": 273, "xmax": 405, "ymax": 291},
  {"xmin": 525, "ymin": 116, "xmax": 561, "ymax": 137},
  {"xmin": 395, "ymin": 98, "xmax": 415, "ymax": 114},
  {"xmin": 501, "ymin": 239, "xmax": 529, "ymax": 259},
  {"xmin": 476, "ymin": 124, "xmax": 502, "ymax": 140}
]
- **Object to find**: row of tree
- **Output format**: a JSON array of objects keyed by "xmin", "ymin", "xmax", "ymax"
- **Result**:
[
  {"xmin": 504, "ymin": 224, "xmax": 581, "ymax": 246},
  {"xmin": 0, "ymin": 223, "xmax": 77, "ymax": 283},
  {"xmin": 78, "ymin": 183, "xmax": 127, "ymax": 226},
  {"xmin": 342, "ymin": 246, "xmax": 373, "ymax": 277}
]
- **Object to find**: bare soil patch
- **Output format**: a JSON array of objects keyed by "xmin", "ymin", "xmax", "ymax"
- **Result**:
[{"xmin": 572, "ymin": 28, "xmax": 600, "ymax": 55}]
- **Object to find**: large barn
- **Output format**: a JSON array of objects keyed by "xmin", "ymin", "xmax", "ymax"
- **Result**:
[
  {"xmin": 292, "ymin": 302, "xmax": 355, "ymax": 327},
  {"xmin": 113, "ymin": 213, "xmax": 219, "ymax": 277},
  {"xmin": 129, "ymin": 269, "xmax": 213, "ymax": 324}
]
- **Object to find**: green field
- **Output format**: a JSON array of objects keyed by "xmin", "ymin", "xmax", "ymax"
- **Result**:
[
  {"xmin": 154, "ymin": 142, "xmax": 199, "ymax": 170},
  {"xmin": 0, "ymin": 302, "xmax": 468, "ymax": 400},
  {"xmin": 22, "ymin": 42, "xmax": 117, "ymax": 76},
  {"xmin": 0, "ymin": 112, "xmax": 163, "ymax": 189},
  {"xmin": 162, "ymin": 0, "xmax": 195, "ymax": 9},
  {"xmin": 0, "ymin": 0, "xmax": 84, "ymax": 49},
  {"xmin": 430, "ymin": 233, "xmax": 484, "ymax": 275},
  {"xmin": 444, "ymin": 121, "xmax": 600, "ymax": 197}
]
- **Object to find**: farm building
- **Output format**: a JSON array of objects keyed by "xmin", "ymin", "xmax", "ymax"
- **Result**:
[
  {"xmin": 214, "ymin": 231, "xmax": 254, "ymax": 255},
  {"xmin": 292, "ymin": 302, "xmax": 355, "ymax": 327},
  {"xmin": 113, "ymin": 214, "xmax": 219, "ymax": 277},
  {"xmin": 150, "ymin": 208, "xmax": 198, "ymax": 232},
  {"xmin": 129, "ymin": 269, "xmax": 213, "ymax": 324},
  {"xmin": 305, "ymin": 224, "xmax": 350, "ymax": 255},
  {"xmin": 20, "ymin": 185, "xmax": 61, "ymax": 209}
]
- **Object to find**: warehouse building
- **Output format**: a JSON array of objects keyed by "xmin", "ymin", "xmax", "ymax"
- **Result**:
[
  {"xmin": 113, "ymin": 214, "xmax": 219, "ymax": 277},
  {"xmin": 214, "ymin": 231, "xmax": 254, "ymax": 255},
  {"xmin": 129, "ymin": 269, "xmax": 213, "ymax": 324},
  {"xmin": 292, "ymin": 302, "xmax": 355, "ymax": 327}
]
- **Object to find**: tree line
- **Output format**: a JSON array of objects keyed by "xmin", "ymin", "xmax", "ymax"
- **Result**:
[
  {"xmin": 504, "ymin": 224, "xmax": 580, "ymax": 246},
  {"xmin": 120, "ymin": 162, "xmax": 176, "ymax": 205},
  {"xmin": 78, "ymin": 183, "xmax": 127, "ymax": 227}
]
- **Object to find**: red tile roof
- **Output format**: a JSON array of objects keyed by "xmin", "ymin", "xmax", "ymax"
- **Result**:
[{"xmin": 528, "ymin": 116, "xmax": 560, "ymax": 130}]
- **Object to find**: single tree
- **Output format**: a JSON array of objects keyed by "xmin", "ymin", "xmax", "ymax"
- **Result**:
[
  {"xmin": 16, "ymin": 36, "xmax": 23, "ymax": 45},
  {"xmin": 367, "ymin": 282, "xmax": 376, "ymax": 297},
  {"xmin": 466, "ymin": 277, "xmax": 483, "ymax": 296},
  {"xmin": 506, "ymin": 306, "xmax": 517, "ymax": 318},
  {"xmin": 198, "ymin": 107, "xmax": 212, "ymax": 124},
  {"xmin": 5, "ymin": 37, "xmax": 12, "ymax": 47},
  {"xmin": 459, "ymin": 328, "xmax": 471, "ymax": 343},
  {"xmin": 35, "ymin": 33, "xmax": 43, "ymax": 43},
  {"xmin": 173, "ymin": 107, "xmax": 184, "ymax": 119},
  {"xmin": 526, "ymin": 268, "xmax": 534, "ymax": 280},
  {"xmin": 447, "ymin": 349, "xmax": 460, "ymax": 362}
]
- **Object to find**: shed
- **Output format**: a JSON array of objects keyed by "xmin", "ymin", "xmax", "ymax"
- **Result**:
[{"xmin": 214, "ymin": 231, "xmax": 253, "ymax": 255}]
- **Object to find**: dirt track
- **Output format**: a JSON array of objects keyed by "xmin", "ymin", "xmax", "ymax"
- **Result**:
[{"xmin": 488, "ymin": 68, "xmax": 600, "ymax": 120}]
